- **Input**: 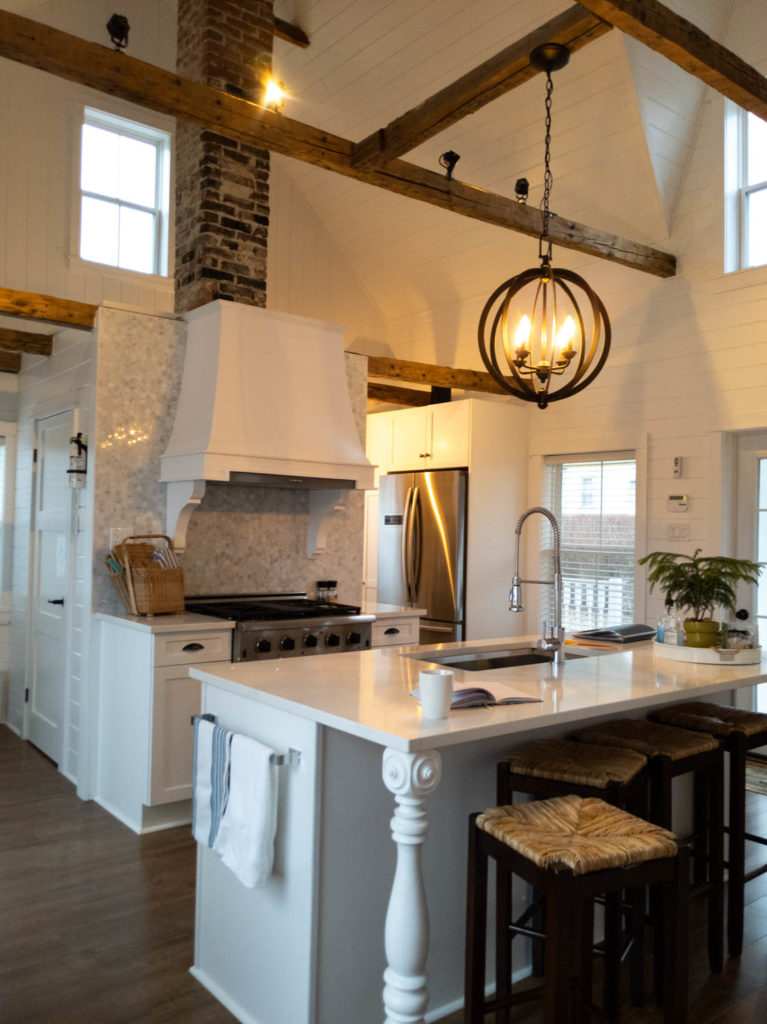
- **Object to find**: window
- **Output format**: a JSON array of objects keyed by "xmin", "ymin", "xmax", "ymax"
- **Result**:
[
  {"xmin": 79, "ymin": 108, "xmax": 170, "ymax": 275},
  {"xmin": 541, "ymin": 453, "xmax": 637, "ymax": 632},
  {"xmin": 725, "ymin": 105, "xmax": 767, "ymax": 272}
]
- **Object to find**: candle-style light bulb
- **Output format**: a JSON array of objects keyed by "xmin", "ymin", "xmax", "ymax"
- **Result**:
[{"xmin": 514, "ymin": 315, "xmax": 531, "ymax": 353}]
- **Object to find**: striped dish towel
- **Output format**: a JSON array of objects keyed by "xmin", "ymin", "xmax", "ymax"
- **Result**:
[{"xmin": 192, "ymin": 717, "xmax": 232, "ymax": 849}]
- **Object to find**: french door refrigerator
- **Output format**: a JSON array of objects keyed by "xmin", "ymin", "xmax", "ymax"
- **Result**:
[{"xmin": 377, "ymin": 469, "xmax": 467, "ymax": 644}]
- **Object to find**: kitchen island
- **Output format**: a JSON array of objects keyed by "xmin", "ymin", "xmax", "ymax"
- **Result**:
[{"xmin": 190, "ymin": 638, "xmax": 767, "ymax": 1024}]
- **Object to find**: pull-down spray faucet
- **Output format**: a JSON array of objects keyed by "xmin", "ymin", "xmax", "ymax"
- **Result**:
[{"xmin": 509, "ymin": 506, "xmax": 564, "ymax": 664}]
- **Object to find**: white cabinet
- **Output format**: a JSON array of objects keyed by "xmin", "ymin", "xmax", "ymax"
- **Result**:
[
  {"xmin": 95, "ymin": 616, "xmax": 232, "ymax": 833},
  {"xmin": 371, "ymin": 614, "xmax": 420, "ymax": 647},
  {"xmin": 389, "ymin": 402, "xmax": 469, "ymax": 471},
  {"xmin": 365, "ymin": 397, "xmax": 530, "ymax": 641}
]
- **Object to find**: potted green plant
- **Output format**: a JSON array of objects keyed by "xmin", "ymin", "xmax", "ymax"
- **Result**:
[{"xmin": 638, "ymin": 549, "xmax": 762, "ymax": 648}]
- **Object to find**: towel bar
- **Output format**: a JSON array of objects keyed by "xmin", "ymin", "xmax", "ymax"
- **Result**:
[{"xmin": 191, "ymin": 713, "xmax": 302, "ymax": 767}]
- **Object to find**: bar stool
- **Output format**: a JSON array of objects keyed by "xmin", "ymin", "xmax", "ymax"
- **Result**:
[
  {"xmin": 497, "ymin": 738, "xmax": 649, "ymax": 1017},
  {"xmin": 465, "ymin": 794, "xmax": 689, "ymax": 1024},
  {"xmin": 576, "ymin": 717, "xmax": 724, "ymax": 973},
  {"xmin": 652, "ymin": 700, "xmax": 767, "ymax": 956}
]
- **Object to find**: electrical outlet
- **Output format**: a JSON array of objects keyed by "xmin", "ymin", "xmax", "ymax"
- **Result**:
[
  {"xmin": 678, "ymin": 523, "xmax": 690, "ymax": 540},
  {"xmin": 666, "ymin": 523, "xmax": 691, "ymax": 540}
]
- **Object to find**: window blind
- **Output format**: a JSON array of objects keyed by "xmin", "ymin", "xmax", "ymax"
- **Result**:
[{"xmin": 541, "ymin": 454, "xmax": 636, "ymax": 632}]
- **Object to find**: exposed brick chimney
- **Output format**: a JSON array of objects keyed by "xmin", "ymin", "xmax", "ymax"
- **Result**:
[{"xmin": 175, "ymin": 0, "xmax": 273, "ymax": 312}]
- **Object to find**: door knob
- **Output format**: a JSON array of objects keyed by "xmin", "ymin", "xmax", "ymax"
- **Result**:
[{"xmin": 47, "ymin": 598, "xmax": 65, "ymax": 606}]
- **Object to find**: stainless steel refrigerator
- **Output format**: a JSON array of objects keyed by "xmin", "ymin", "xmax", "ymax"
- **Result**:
[{"xmin": 377, "ymin": 469, "xmax": 467, "ymax": 644}]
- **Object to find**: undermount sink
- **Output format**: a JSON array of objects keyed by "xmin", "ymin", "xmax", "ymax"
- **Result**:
[{"xmin": 411, "ymin": 643, "xmax": 598, "ymax": 672}]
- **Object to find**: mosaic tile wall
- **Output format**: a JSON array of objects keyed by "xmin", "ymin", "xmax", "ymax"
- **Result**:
[{"xmin": 93, "ymin": 308, "xmax": 366, "ymax": 613}]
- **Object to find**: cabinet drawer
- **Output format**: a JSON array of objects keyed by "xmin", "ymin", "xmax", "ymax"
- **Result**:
[
  {"xmin": 372, "ymin": 617, "xmax": 420, "ymax": 648},
  {"xmin": 154, "ymin": 631, "xmax": 232, "ymax": 666}
]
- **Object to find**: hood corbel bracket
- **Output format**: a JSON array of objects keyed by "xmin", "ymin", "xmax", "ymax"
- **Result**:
[
  {"xmin": 307, "ymin": 489, "xmax": 349, "ymax": 558},
  {"xmin": 165, "ymin": 479, "xmax": 206, "ymax": 554}
]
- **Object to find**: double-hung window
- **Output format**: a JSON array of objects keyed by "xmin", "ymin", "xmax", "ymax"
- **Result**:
[
  {"xmin": 79, "ymin": 108, "xmax": 170, "ymax": 275},
  {"xmin": 725, "ymin": 105, "xmax": 767, "ymax": 271},
  {"xmin": 541, "ymin": 453, "xmax": 637, "ymax": 632}
]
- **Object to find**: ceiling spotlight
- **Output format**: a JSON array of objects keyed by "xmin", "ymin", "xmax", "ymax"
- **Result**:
[
  {"xmin": 263, "ymin": 78, "xmax": 286, "ymax": 112},
  {"xmin": 514, "ymin": 178, "xmax": 529, "ymax": 204},
  {"xmin": 439, "ymin": 150, "xmax": 461, "ymax": 180},
  {"xmin": 106, "ymin": 13, "xmax": 130, "ymax": 52},
  {"xmin": 477, "ymin": 44, "xmax": 610, "ymax": 410}
]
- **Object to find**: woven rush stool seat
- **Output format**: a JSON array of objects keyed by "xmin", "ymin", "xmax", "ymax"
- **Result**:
[
  {"xmin": 465, "ymin": 795, "xmax": 689, "ymax": 1024},
  {"xmin": 497, "ymin": 738, "xmax": 649, "ymax": 1019},
  {"xmin": 652, "ymin": 701, "xmax": 767, "ymax": 957},
  {"xmin": 577, "ymin": 718, "xmax": 725, "ymax": 974}
]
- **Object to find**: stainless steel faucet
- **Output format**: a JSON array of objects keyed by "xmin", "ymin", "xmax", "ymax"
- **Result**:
[{"xmin": 509, "ymin": 506, "xmax": 564, "ymax": 664}]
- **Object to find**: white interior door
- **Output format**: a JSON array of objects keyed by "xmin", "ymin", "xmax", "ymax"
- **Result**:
[
  {"xmin": 735, "ymin": 432, "xmax": 767, "ymax": 723},
  {"xmin": 27, "ymin": 410, "xmax": 74, "ymax": 764}
]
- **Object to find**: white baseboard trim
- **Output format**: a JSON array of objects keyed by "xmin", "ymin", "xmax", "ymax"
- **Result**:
[
  {"xmin": 94, "ymin": 795, "xmax": 142, "ymax": 835},
  {"xmin": 1, "ymin": 720, "xmax": 21, "ymax": 737},
  {"xmin": 190, "ymin": 966, "xmax": 263, "ymax": 1024}
]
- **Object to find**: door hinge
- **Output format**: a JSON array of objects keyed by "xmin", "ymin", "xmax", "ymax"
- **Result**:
[
  {"xmin": 24, "ymin": 688, "xmax": 29, "ymax": 703},
  {"xmin": 33, "ymin": 448, "xmax": 38, "ymax": 464}
]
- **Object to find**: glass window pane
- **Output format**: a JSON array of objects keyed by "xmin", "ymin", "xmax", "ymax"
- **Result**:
[
  {"xmin": 747, "ymin": 112, "xmax": 767, "ymax": 187},
  {"xmin": 746, "ymin": 188, "xmax": 767, "ymax": 267},
  {"xmin": 759, "ymin": 459, "xmax": 767, "ymax": 510},
  {"xmin": 80, "ymin": 196, "xmax": 119, "ymax": 266},
  {"xmin": 118, "ymin": 207, "xmax": 155, "ymax": 273},
  {"xmin": 81, "ymin": 124, "xmax": 120, "ymax": 199},
  {"xmin": 117, "ymin": 135, "xmax": 157, "ymax": 207}
]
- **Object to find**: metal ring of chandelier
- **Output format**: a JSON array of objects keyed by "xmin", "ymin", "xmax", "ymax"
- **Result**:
[{"xmin": 478, "ymin": 262, "xmax": 611, "ymax": 410}]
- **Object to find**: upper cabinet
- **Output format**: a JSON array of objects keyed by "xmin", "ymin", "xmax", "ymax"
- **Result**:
[{"xmin": 385, "ymin": 402, "xmax": 470, "ymax": 472}]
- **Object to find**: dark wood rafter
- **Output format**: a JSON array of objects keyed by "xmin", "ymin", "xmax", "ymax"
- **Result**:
[
  {"xmin": 0, "ymin": 351, "xmax": 22, "ymax": 373},
  {"xmin": 0, "ymin": 327, "xmax": 53, "ymax": 356},
  {"xmin": 0, "ymin": 10, "xmax": 675, "ymax": 278},
  {"xmin": 366, "ymin": 356, "xmax": 508, "ymax": 396},
  {"xmin": 352, "ymin": 6, "xmax": 611, "ymax": 170},
  {"xmin": 0, "ymin": 287, "xmax": 97, "ymax": 329},
  {"xmin": 367, "ymin": 382, "xmax": 432, "ymax": 407},
  {"xmin": 577, "ymin": 0, "xmax": 767, "ymax": 120},
  {"xmin": 273, "ymin": 16, "xmax": 310, "ymax": 49}
]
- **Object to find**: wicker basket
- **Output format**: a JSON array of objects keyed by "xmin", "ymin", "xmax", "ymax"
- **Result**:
[{"xmin": 108, "ymin": 535, "xmax": 184, "ymax": 616}]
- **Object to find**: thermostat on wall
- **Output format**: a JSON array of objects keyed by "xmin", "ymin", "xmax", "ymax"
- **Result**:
[{"xmin": 667, "ymin": 494, "xmax": 689, "ymax": 512}]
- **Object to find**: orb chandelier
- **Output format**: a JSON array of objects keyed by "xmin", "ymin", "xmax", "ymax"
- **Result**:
[{"xmin": 478, "ymin": 43, "xmax": 610, "ymax": 410}]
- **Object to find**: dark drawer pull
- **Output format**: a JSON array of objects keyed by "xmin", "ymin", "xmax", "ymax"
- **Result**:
[
  {"xmin": 182, "ymin": 642, "xmax": 205, "ymax": 652},
  {"xmin": 384, "ymin": 627, "xmax": 400, "ymax": 635}
]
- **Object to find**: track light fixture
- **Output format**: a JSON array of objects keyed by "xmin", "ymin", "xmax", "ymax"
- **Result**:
[
  {"xmin": 439, "ymin": 150, "xmax": 461, "ymax": 180},
  {"xmin": 106, "ymin": 13, "xmax": 130, "ymax": 52}
]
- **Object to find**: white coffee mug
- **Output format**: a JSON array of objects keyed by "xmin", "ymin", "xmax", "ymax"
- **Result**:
[{"xmin": 419, "ymin": 668, "xmax": 454, "ymax": 719}]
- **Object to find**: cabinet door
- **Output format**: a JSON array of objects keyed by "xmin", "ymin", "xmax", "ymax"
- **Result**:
[
  {"xmin": 429, "ymin": 401, "xmax": 469, "ymax": 468},
  {"xmin": 149, "ymin": 666, "xmax": 202, "ymax": 805},
  {"xmin": 390, "ymin": 407, "xmax": 429, "ymax": 471},
  {"xmin": 366, "ymin": 412, "xmax": 393, "ymax": 484}
]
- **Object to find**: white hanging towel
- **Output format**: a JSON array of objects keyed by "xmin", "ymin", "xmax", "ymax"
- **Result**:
[
  {"xmin": 216, "ymin": 733, "xmax": 278, "ymax": 888},
  {"xmin": 192, "ymin": 717, "xmax": 215, "ymax": 846}
]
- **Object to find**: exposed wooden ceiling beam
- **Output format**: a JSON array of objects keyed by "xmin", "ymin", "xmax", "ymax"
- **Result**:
[
  {"xmin": 0, "ymin": 10, "xmax": 676, "ymax": 278},
  {"xmin": 0, "ymin": 326, "xmax": 53, "ymax": 356},
  {"xmin": 352, "ymin": 6, "xmax": 611, "ymax": 170},
  {"xmin": 0, "ymin": 287, "xmax": 97, "ymax": 329},
  {"xmin": 273, "ymin": 16, "xmax": 310, "ymax": 49},
  {"xmin": 367, "ymin": 382, "xmax": 432, "ymax": 407},
  {"xmin": 577, "ymin": 0, "xmax": 767, "ymax": 120},
  {"xmin": 0, "ymin": 351, "xmax": 22, "ymax": 373},
  {"xmin": 366, "ymin": 356, "xmax": 508, "ymax": 396}
]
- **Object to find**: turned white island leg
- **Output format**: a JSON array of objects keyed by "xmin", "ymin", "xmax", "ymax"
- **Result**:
[{"xmin": 381, "ymin": 747, "xmax": 443, "ymax": 1024}]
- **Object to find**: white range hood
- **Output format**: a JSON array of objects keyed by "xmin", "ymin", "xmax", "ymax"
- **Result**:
[{"xmin": 161, "ymin": 301, "xmax": 374, "ymax": 554}]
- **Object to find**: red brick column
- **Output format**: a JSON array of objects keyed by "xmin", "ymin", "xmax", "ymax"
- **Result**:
[{"xmin": 175, "ymin": 0, "xmax": 273, "ymax": 312}]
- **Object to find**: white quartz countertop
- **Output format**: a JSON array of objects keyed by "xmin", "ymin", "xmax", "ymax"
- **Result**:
[
  {"xmin": 95, "ymin": 611, "xmax": 235, "ymax": 634},
  {"xmin": 190, "ymin": 635, "xmax": 767, "ymax": 753},
  {"xmin": 362, "ymin": 602, "xmax": 427, "ymax": 618}
]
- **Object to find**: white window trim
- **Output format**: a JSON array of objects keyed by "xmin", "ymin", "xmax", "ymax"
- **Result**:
[
  {"xmin": 724, "ymin": 101, "xmax": 767, "ymax": 274},
  {"xmin": 0, "ymin": 422, "xmax": 17, "ymax": 620},
  {"xmin": 69, "ymin": 93, "xmax": 174, "ymax": 278},
  {"xmin": 526, "ymin": 439, "xmax": 648, "ymax": 632}
]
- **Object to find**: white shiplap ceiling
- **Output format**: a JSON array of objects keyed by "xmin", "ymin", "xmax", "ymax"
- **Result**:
[{"xmin": 272, "ymin": 0, "xmax": 733, "ymax": 329}]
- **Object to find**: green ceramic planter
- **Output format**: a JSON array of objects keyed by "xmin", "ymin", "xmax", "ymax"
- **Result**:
[{"xmin": 683, "ymin": 619, "xmax": 720, "ymax": 649}]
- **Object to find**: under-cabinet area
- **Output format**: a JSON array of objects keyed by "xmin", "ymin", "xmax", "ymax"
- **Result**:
[{"xmin": 94, "ymin": 614, "xmax": 233, "ymax": 834}]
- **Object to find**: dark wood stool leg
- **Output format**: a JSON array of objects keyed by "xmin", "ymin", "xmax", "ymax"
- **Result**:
[
  {"xmin": 494, "ymin": 857, "xmax": 512, "ymax": 1024},
  {"xmin": 693, "ymin": 768, "xmax": 710, "ymax": 886},
  {"xmin": 627, "ymin": 885, "xmax": 645, "ymax": 1007},
  {"xmin": 727, "ymin": 733, "xmax": 747, "ymax": 957},
  {"xmin": 465, "ymin": 817, "xmax": 488, "ymax": 1024},
  {"xmin": 578, "ymin": 899, "xmax": 595, "ymax": 1024},
  {"xmin": 663, "ymin": 847, "xmax": 689, "ymax": 1024},
  {"xmin": 544, "ymin": 874, "xmax": 574, "ymax": 1024},
  {"xmin": 603, "ymin": 891, "xmax": 622, "ymax": 1022},
  {"xmin": 708, "ymin": 750, "xmax": 725, "ymax": 973}
]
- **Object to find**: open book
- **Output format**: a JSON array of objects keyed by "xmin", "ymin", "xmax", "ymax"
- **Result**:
[
  {"xmin": 411, "ymin": 682, "xmax": 542, "ymax": 710},
  {"xmin": 571, "ymin": 623, "xmax": 655, "ymax": 643}
]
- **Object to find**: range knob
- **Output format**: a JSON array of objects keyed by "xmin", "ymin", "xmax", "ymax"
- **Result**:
[
  {"xmin": 256, "ymin": 638, "xmax": 272, "ymax": 654},
  {"xmin": 280, "ymin": 636, "xmax": 295, "ymax": 652},
  {"xmin": 346, "ymin": 631, "xmax": 362, "ymax": 646},
  {"xmin": 325, "ymin": 633, "xmax": 340, "ymax": 648},
  {"xmin": 303, "ymin": 634, "xmax": 318, "ymax": 649}
]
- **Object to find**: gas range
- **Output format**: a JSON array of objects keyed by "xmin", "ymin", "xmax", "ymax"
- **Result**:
[{"xmin": 185, "ymin": 593, "xmax": 374, "ymax": 662}]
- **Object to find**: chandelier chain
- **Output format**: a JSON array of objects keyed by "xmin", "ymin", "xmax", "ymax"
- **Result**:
[{"xmin": 541, "ymin": 68, "xmax": 554, "ymax": 246}]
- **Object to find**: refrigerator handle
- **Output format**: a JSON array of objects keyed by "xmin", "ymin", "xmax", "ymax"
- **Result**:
[
  {"xmin": 411, "ymin": 486, "xmax": 422, "ymax": 602},
  {"xmin": 402, "ymin": 485, "xmax": 415, "ymax": 605}
]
